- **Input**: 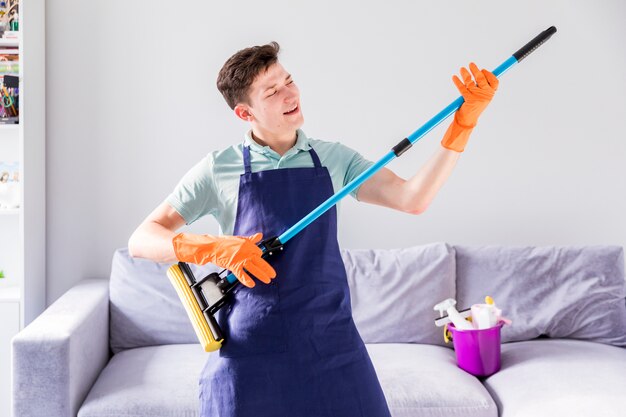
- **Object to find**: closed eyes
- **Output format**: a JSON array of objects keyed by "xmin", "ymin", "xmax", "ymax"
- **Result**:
[{"xmin": 266, "ymin": 79, "xmax": 294, "ymax": 98}]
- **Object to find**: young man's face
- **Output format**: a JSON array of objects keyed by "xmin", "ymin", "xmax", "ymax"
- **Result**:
[{"xmin": 235, "ymin": 62, "xmax": 304, "ymax": 142}]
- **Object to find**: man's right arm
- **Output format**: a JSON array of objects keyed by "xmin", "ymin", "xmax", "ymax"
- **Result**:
[
  {"xmin": 127, "ymin": 202, "xmax": 277, "ymax": 287},
  {"xmin": 128, "ymin": 201, "xmax": 187, "ymax": 263}
]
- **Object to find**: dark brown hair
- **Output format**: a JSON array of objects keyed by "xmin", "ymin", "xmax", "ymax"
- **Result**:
[{"xmin": 217, "ymin": 42, "xmax": 281, "ymax": 110}]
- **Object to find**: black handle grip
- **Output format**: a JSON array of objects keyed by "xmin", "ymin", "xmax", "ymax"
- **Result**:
[
  {"xmin": 205, "ymin": 311, "xmax": 224, "ymax": 343},
  {"xmin": 513, "ymin": 26, "xmax": 557, "ymax": 62}
]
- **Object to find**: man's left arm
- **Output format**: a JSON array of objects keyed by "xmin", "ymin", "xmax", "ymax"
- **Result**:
[
  {"xmin": 356, "ymin": 147, "xmax": 460, "ymax": 214},
  {"xmin": 356, "ymin": 62, "xmax": 499, "ymax": 214}
]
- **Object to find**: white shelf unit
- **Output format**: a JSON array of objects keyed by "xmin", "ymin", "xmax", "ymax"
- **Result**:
[
  {"xmin": 0, "ymin": 2, "xmax": 46, "ymax": 417},
  {"xmin": 0, "ymin": 4, "xmax": 46, "ymax": 319},
  {"xmin": 0, "ymin": 10, "xmax": 46, "ymax": 312}
]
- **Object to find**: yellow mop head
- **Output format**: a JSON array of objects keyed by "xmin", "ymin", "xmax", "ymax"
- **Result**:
[{"xmin": 167, "ymin": 264, "xmax": 224, "ymax": 352}]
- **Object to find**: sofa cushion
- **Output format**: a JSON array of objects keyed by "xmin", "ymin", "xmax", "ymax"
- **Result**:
[
  {"xmin": 455, "ymin": 245, "xmax": 626, "ymax": 346},
  {"xmin": 342, "ymin": 243, "xmax": 456, "ymax": 345},
  {"xmin": 78, "ymin": 344, "xmax": 209, "ymax": 417},
  {"xmin": 79, "ymin": 343, "xmax": 496, "ymax": 417},
  {"xmin": 482, "ymin": 339, "xmax": 626, "ymax": 417},
  {"xmin": 109, "ymin": 248, "xmax": 219, "ymax": 353},
  {"xmin": 367, "ymin": 344, "xmax": 497, "ymax": 417}
]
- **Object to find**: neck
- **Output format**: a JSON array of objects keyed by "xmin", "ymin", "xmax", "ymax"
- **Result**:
[{"xmin": 251, "ymin": 129, "xmax": 298, "ymax": 156}]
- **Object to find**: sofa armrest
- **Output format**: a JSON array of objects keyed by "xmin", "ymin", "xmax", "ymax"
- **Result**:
[{"xmin": 12, "ymin": 279, "xmax": 111, "ymax": 417}]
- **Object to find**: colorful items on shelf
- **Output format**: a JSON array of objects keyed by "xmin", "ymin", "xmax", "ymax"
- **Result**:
[
  {"xmin": 0, "ymin": 0, "xmax": 19, "ymax": 124},
  {"xmin": 0, "ymin": 0, "xmax": 19, "ymax": 33},
  {"xmin": 0, "ymin": 74, "xmax": 17, "ymax": 122}
]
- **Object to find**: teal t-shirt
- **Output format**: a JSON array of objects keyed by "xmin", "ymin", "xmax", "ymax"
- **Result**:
[{"xmin": 166, "ymin": 129, "xmax": 374, "ymax": 235}]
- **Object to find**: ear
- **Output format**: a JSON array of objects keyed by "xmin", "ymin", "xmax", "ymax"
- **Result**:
[{"xmin": 234, "ymin": 104, "xmax": 254, "ymax": 122}]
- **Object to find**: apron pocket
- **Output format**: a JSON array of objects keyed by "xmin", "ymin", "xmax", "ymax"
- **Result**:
[{"xmin": 219, "ymin": 282, "xmax": 287, "ymax": 358}]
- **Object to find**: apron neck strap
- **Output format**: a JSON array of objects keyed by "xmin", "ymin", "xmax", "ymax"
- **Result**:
[
  {"xmin": 243, "ymin": 145, "xmax": 252, "ymax": 174},
  {"xmin": 308, "ymin": 147, "xmax": 322, "ymax": 168}
]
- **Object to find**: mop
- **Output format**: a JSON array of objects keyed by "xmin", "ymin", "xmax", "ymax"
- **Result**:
[{"xmin": 168, "ymin": 26, "xmax": 557, "ymax": 352}]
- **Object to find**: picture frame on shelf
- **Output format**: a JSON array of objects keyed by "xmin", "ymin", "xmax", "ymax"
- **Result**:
[{"xmin": 0, "ymin": 160, "xmax": 19, "ymax": 209}]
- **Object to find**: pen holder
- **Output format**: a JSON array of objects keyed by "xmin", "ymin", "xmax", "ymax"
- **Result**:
[{"xmin": 446, "ymin": 320, "xmax": 505, "ymax": 377}]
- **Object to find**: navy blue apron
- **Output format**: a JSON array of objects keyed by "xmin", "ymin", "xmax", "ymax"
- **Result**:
[{"xmin": 199, "ymin": 145, "xmax": 391, "ymax": 417}]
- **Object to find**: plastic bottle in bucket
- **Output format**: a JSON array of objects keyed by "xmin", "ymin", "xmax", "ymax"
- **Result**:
[{"xmin": 471, "ymin": 296, "xmax": 501, "ymax": 329}]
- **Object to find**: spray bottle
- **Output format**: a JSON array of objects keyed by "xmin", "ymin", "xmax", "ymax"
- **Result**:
[{"xmin": 433, "ymin": 298, "xmax": 474, "ymax": 330}]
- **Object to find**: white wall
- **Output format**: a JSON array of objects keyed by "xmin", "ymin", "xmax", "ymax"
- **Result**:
[{"xmin": 46, "ymin": 0, "xmax": 626, "ymax": 304}]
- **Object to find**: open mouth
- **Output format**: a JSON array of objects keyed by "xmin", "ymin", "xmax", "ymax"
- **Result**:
[{"xmin": 283, "ymin": 104, "xmax": 299, "ymax": 115}]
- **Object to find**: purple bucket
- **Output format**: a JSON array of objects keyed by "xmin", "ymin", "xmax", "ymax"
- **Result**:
[{"xmin": 447, "ymin": 321, "xmax": 505, "ymax": 377}]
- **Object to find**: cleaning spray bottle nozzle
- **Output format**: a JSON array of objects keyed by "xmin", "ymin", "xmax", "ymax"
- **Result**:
[
  {"xmin": 433, "ymin": 298, "xmax": 456, "ymax": 317},
  {"xmin": 433, "ymin": 298, "xmax": 474, "ymax": 330}
]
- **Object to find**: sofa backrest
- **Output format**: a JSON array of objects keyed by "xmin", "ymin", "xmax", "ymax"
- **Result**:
[
  {"xmin": 109, "ymin": 244, "xmax": 626, "ymax": 353},
  {"xmin": 454, "ymin": 245, "xmax": 626, "ymax": 347}
]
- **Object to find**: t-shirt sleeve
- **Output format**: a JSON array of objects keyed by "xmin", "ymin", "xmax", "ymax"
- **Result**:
[
  {"xmin": 338, "ymin": 143, "xmax": 375, "ymax": 200},
  {"xmin": 165, "ymin": 154, "xmax": 218, "ymax": 225}
]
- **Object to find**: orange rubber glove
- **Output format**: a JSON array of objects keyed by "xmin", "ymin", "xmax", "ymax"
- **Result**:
[
  {"xmin": 172, "ymin": 232, "xmax": 276, "ymax": 288},
  {"xmin": 441, "ymin": 62, "xmax": 499, "ymax": 153}
]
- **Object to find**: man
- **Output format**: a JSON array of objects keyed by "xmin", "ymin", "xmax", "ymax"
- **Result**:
[{"xmin": 129, "ymin": 41, "xmax": 498, "ymax": 417}]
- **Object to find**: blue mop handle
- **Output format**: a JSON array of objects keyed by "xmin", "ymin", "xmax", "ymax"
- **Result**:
[
  {"xmin": 279, "ymin": 26, "xmax": 557, "ymax": 243},
  {"xmin": 225, "ymin": 26, "xmax": 557, "ymax": 284}
]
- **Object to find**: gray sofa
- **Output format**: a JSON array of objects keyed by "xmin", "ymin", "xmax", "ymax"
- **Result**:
[{"xmin": 12, "ymin": 243, "xmax": 626, "ymax": 417}]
